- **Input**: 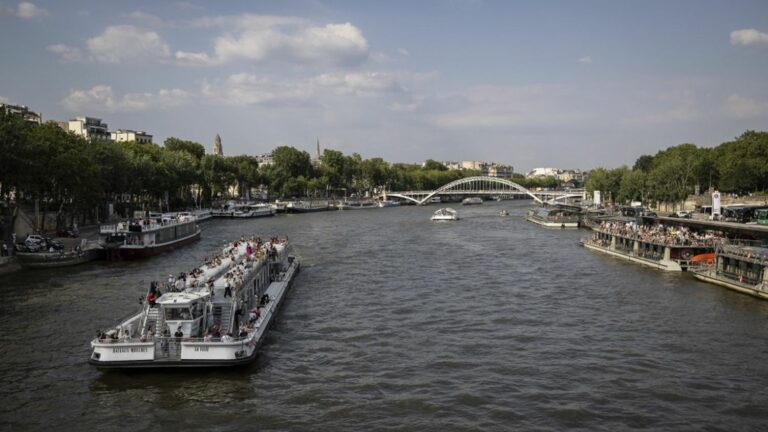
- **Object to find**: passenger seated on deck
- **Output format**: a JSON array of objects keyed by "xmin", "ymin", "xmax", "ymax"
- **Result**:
[
  {"xmin": 260, "ymin": 294, "xmax": 270, "ymax": 306},
  {"xmin": 238, "ymin": 327, "xmax": 247, "ymax": 338},
  {"xmin": 249, "ymin": 308, "xmax": 260, "ymax": 324},
  {"xmin": 221, "ymin": 333, "xmax": 233, "ymax": 342}
]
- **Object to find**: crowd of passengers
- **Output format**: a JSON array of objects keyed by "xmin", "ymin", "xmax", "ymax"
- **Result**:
[
  {"xmin": 103, "ymin": 235, "xmax": 288, "ymax": 343},
  {"xmin": 595, "ymin": 221, "xmax": 723, "ymax": 246}
]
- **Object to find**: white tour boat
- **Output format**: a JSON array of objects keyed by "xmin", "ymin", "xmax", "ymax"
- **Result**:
[
  {"xmin": 99, "ymin": 212, "xmax": 201, "ymax": 260},
  {"xmin": 89, "ymin": 237, "xmax": 300, "ymax": 369},
  {"xmin": 431, "ymin": 207, "xmax": 459, "ymax": 221},
  {"xmin": 461, "ymin": 197, "xmax": 483, "ymax": 205},
  {"xmin": 212, "ymin": 202, "xmax": 275, "ymax": 218},
  {"xmin": 378, "ymin": 200, "xmax": 400, "ymax": 208}
]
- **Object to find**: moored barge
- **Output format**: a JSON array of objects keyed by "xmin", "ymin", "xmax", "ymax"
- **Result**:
[
  {"xmin": 692, "ymin": 244, "xmax": 768, "ymax": 300},
  {"xmin": 527, "ymin": 207, "xmax": 580, "ymax": 229},
  {"xmin": 99, "ymin": 212, "xmax": 201, "ymax": 260},
  {"xmin": 581, "ymin": 221, "xmax": 717, "ymax": 271}
]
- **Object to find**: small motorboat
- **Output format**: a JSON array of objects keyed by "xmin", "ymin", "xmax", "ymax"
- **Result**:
[{"xmin": 431, "ymin": 208, "xmax": 459, "ymax": 221}]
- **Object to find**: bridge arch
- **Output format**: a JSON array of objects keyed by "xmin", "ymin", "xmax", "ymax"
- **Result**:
[{"xmin": 418, "ymin": 176, "xmax": 543, "ymax": 205}]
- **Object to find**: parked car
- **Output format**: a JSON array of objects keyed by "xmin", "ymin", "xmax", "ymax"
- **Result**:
[
  {"xmin": 24, "ymin": 234, "xmax": 46, "ymax": 250},
  {"xmin": 23, "ymin": 234, "xmax": 63, "ymax": 252},
  {"xmin": 668, "ymin": 211, "xmax": 692, "ymax": 218}
]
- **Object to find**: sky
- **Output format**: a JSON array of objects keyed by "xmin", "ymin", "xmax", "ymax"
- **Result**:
[{"xmin": 1, "ymin": 0, "xmax": 767, "ymax": 172}]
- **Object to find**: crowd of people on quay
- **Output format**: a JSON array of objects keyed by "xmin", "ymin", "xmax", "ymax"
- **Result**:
[{"xmin": 594, "ymin": 220, "xmax": 723, "ymax": 247}]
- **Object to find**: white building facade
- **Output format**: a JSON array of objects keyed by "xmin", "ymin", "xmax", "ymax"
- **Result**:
[
  {"xmin": 111, "ymin": 129, "xmax": 153, "ymax": 144},
  {"xmin": 0, "ymin": 103, "xmax": 42, "ymax": 124},
  {"xmin": 67, "ymin": 116, "xmax": 110, "ymax": 140}
]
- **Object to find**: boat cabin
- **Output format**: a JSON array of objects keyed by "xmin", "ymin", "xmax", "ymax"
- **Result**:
[{"xmin": 156, "ymin": 292, "xmax": 208, "ymax": 338}]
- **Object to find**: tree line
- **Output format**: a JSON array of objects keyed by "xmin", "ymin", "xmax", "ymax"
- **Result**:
[
  {"xmin": 585, "ymin": 131, "xmax": 768, "ymax": 207},
  {"xmin": 1, "ymin": 111, "xmax": 554, "ymax": 234}
]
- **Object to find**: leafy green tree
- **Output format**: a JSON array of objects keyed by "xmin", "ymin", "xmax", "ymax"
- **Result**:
[
  {"xmin": 586, "ymin": 167, "xmax": 626, "ymax": 203},
  {"xmin": 164, "ymin": 137, "xmax": 205, "ymax": 160},
  {"xmin": 617, "ymin": 169, "xmax": 647, "ymax": 204},
  {"xmin": 422, "ymin": 159, "xmax": 447, "ymax": 171},
  {"xmin": 714, "ymin": 131, "xmax": 768, "ymax": 193},
  {"xmin": 632, "ymin": 155, "xmax": 655, "ymax": 173},
  {"xmin": 646, "ymin": 144, "xmax": 700, "ymax": 206}
]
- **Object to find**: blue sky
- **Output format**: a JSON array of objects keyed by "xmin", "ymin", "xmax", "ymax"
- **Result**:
[{"xmin": 1, "ymin": 0, "xmax": 767, "ymax": 172}]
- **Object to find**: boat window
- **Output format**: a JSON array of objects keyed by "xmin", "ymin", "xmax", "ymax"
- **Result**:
[{"xmin": 165, "ymin": 307, "xmax": 192, "ymax": 321}]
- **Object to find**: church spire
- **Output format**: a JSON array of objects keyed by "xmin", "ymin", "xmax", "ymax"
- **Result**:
[{"xmin": 213, "ymin": 133, "xmax": 223, "ymax": 156}]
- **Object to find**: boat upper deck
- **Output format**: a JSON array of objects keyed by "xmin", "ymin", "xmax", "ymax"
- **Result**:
[{"xmin": 592, "ymin": 220, "xmax": 721, "ymax": 248}]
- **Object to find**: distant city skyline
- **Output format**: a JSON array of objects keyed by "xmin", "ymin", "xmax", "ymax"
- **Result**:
[{"xmin": 1, "ymin": 0, "xmax": 767, "ymax": 171}]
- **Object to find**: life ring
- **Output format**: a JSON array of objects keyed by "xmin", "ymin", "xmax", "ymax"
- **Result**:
[{"xmin": 681, "ymin": 250, "xmax": 694, "ymax": 260}]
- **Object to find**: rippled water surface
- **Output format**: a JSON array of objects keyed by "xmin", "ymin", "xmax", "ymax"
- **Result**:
[{"xmin": 1, "ymin": 201, "xmax": 768, "ymax": 431}]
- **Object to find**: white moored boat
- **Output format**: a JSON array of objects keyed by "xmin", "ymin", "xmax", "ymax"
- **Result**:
[
  {"xmin": 89, "ymin": 236, "xmax": 300, "ymax": 369},
  {"xmin": 431, "ymin": 207, "xmax": 459, "ymax": 221},
  {"xmin": 461, "ymin": 197, "xmax": 483, "ymax": 205},
  {"xmin": 212, "ymin": 202, "xmax": 275, "ymax": 218}
]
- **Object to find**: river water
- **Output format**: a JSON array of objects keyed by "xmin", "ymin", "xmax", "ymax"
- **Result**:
[{"xmin": 1, "ymin": 201, "xmax": 767, "ymax": 431}]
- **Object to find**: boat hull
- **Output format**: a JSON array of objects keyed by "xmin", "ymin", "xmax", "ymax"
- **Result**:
[
  {"xmin": 105, "ymin": 229, "xmax": 201, "ymax": 261},
  {"xmin": 692, "ymin": 269, "xmax": 768, "ymax": 300},
  {"xmin": 581, "ymin": 240, "xmax": 682, "ymax": 271},
  {"xmin": 526, "ymin": 216, "xmax": 579, "ymax": 229},
  {"xmin": 16, "ymin": 248, "xmax": 103, "ymax": 268}
]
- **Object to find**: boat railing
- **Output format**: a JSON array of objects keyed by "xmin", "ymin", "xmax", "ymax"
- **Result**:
[
  {"xmin": 100, "ymin": 217, "xmax": 194, "ymax": 234},
  {"xmin": 719, "ymin": 244, "xmax": 768, "ymax": 264},
  {"xmin": 712, "ymin": 269, "xmax": 763, "ymax": 286}
]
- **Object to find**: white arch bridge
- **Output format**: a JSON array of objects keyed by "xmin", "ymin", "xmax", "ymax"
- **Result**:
[{"xmin": 382, "ymin": 176, "xmax": 585, "ymax": 205}]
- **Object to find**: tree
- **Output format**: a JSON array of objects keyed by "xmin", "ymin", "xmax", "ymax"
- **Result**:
[
  {"xmin": 164, "ymin": 137, "xmax": 205, "ymax": 160},
  {"xmin": 646, "ymin": 144, "xmax": 701, "ymax": 206},
  {"xmin": 422, "ymin": 159, "xmax": 447, "ymax": 171},
  {"xmin": 617, "ymin": 169, "xmax": 647, "ymax": 204},
  {"xmin": 586, "ymin": 167, "xmax": 626, "ymax": 204},
  {"xmin": 714, "ymin": 131, "xmax": 768, "ymax": 193},
  {"xmin": 632, "ymin": 155, "xmax": 654, "ymax": 173}
]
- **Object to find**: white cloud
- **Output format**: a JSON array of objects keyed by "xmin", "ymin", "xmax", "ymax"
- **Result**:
[
  {"xmin": 313, "ymin": 72, "xmax": 405, "ymax": 96},
  {"xmin": 16, "ymin": 2, "xmax": 47, "ymax": 19},
  {"xmin": 578, "ymin": 56, "xmax": 592, "ymax": 64},
  {"xmin": 175, "ymin": 50, "xmax": 216, "ymax": 66},
  {"xmin": 430, "ymin": 84, "xmax": 594, "ymax": 129},
  {"xmin": 397, "ymin": 48, "xmax": 410, "ymax": 56},
  {"xmin": 730, "ymin": 29, "xmax": 768, "ymax": 46},
  {"xmin": 86, "ymin": 25, "xmax": 170, "ymax": 63},
  {"xmin": 47, "ymin": 44, "xmax": 83, "ymax": 62},
  {"xmin": 177, "ymin": 16, "xmax": 369, "ymax": 66},
  {"xmin": 201, "ymin": 73, "xmax": 316, "ymax": 106},
  {"xmin": 61, "ymin": 85, "xmax": 191, "ymax": 113},
  {"xmin": 724, "ymin": 93, "xmax": 768, "ymax": 119},
  {"xmin": 214, "ymin": 22, "xmax": 368, "ymax": 65}
]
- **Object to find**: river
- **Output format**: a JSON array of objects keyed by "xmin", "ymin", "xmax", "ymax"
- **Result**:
[{"xmin": 1, "ymin": 201, "xmax": 767, "ymax": 431}]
